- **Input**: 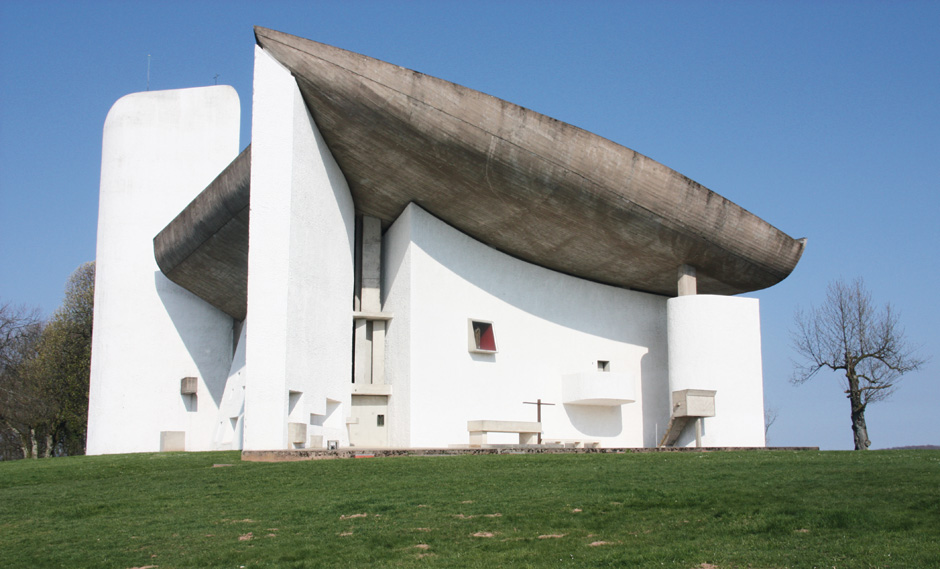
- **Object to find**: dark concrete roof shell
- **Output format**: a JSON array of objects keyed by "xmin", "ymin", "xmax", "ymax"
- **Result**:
[
  {"xmin": 155, "ymin": 146, "xmax": 250, "ymax": 320},
  {"xmin": 155, "ymin": 27, "xmax": 805, "ymax": 319}
]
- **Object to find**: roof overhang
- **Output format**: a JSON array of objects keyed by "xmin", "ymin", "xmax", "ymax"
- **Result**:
[
  {"xmin": 155, "ymin": 27, "xmax": 805, "ymax": 319},
  {"xmin": 154, "ymin": 146, "xmax": 250, "ymax": 320}
]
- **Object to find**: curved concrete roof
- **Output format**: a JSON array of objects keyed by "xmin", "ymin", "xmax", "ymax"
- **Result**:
[
  {"xmin": 155, "ymin": 147, "xmax": 250, "ymax": 320},
  {"xmin": 254, "ymin": 28, "xmax": 804, "ymax": 295},
  {"xmin": 155, "ymin": 28, "xmax": 804, "ymax": 319}
]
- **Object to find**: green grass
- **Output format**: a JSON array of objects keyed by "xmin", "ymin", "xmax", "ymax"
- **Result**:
[{"xmin": 1, "ymin": 450, "xmax": 938, "ymax": 568}]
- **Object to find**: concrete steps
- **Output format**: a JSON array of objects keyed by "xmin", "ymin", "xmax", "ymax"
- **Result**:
[{"xmin": 658, "ymin": 415, "xmax": 692, "ymax": 447}]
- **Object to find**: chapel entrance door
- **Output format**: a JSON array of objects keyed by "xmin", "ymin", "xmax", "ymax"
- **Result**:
[{"xmin": 348, "ymin": 394, "xmax": 388, "ymax": 448}]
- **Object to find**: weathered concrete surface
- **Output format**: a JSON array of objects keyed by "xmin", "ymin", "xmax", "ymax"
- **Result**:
[
  {"xmin": 242, "ymin": 445, "xmax": 819, "ymax": 462},
  {"xmin": 154, "ymin": 145, "xmax": 251, "ymax": 320},
  {"xmin": 254, "ymin": 27, "xmax": 805, "ymax": 297},
  {"xmin": 155, "ymin": 28, "xmax": 806, "ymax": 311}
]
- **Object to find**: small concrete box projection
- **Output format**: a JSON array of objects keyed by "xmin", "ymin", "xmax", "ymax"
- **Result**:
[
  {"xmin": 288, "ymin": 422, "xmax": 307, "ymax": 446},
  {"xmin": 160, "ymin": 431, "xmax": 186, "ymax": 452},
  {"xmin": 180, "ymin": 376, "xmax": 198, "ymax": 395},
  {"xmin": 672, "ymin": 389, "xmax": 716, "ymax": 418}
]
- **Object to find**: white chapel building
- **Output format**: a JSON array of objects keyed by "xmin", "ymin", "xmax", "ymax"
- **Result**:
[{"xmin": 85, "ymin": 28, "xmax": 805, "ymax": 454}]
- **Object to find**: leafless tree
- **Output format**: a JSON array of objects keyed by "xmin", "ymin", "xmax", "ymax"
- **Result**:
[
  {"xmin": 0, "ymin": 262, "xmax": 96, "ymax": 459},
  {"xmin": 0, "ymin": 302, "xmax": 41, "ymax": 363},
  {"xmin": 0, "ymin": 301, "xmax": 47, "ymax": 458},
  {"xmin": 764, "ymin": 405, "xmax": 779, "ymax": 439},
  {"xmin": 791, "ymin": 278, "xmax": 925, "ymax": 450}
]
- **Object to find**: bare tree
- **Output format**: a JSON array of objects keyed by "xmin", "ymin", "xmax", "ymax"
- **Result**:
[
  {"xmin": 764, "ymin": 405, "xmax": 779, "ymax": 439},
  {"xmin": 0, "ymin": 263, "xmax": 96, "ymax": 459},
  {"xmin": 0, "ymin": 302, "xmax": 42, "ymax": 362},
  {"xmin": 791, "ymin": 278, "xmax": 925, "ymax": 450},
  {"xmin": 0, "ymin": 302, "xmax": 48, "ymax": 458}
]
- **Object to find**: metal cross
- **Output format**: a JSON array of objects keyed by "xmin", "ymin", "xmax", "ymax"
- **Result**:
[{"xmin": 523, "ymin": 398, "xmax": 555, "ymax": 444}]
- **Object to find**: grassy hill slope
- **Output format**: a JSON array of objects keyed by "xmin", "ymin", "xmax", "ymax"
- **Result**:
[{"xmin": 1, "ymin": 450, "xmax": 937, "ymax": 568}]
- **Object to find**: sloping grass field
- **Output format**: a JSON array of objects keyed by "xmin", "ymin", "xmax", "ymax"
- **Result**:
[{"xmin": 1, "ymin": 449, "xmax": 937, "ymax": 568}]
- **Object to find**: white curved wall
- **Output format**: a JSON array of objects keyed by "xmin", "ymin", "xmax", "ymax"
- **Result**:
[
  {"xmin": 87, "ymin": 86, "xmax": 240, "ymax": 455},
  {"xmin": 666, "ymin": 295, "xmax": 766, "ymax": 447},
  {"xmin": 383, "ymin": 204, "xmax": 671, "ymax": 448}
]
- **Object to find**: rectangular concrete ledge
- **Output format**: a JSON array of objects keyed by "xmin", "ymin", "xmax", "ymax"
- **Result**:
[
  {"xmin": 561, "ymin": 372, "xmax": 635, "ymax": 406},
  {"xmin": 241, "ymin": 446, "xmax": 820, "ymax": 462},
  {"xmin": 352, "ymin": 311, "xmax": 393, "ymax": 321},
  {"xmin": 351, "ymin": 384, "xmax": 393, "ymax": 396},
  {"xmin": 468, "ymin": 420, "xmax": 541, "ymax": 447}
]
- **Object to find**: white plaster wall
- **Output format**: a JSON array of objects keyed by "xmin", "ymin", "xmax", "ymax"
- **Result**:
[
  {"xmin": 243, "ymin": 47, "xmax": 356, "ymax": 451},
  {"xmin": 86, "ymin": 87, "xmax": 240, "ymax": 455},
  {"xmin": 666, "ymin": 295, "xmax": 766, "ymax": 447},
  {"xmin": 382, "ymin": 206, "xmax": 414, "ymax": 447},
  {"xmin": 214, "ymin": 322, "xmax": 247, "ymax": 449},
  {"xmin": 383, "ymin": 204, "xmax": 671, "ymax": 448}
]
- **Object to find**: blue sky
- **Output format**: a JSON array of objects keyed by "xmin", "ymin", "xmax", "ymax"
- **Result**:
[{"xmin": 1, "ymin": 1, "xmax": 936, "ymax": 450}]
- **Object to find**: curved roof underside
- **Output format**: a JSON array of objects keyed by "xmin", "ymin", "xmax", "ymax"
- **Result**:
[
  {"xmin": 155, "ymin": 146, "xmax": 250, "ymax": 320},
  {"xmin": 155, "ymin": 27, "xmax": 805, "ymax": 320}
]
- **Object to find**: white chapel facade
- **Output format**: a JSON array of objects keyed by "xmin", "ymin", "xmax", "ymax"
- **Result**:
[{"xmin": 85, "ymin": 29, "xmax": 804, "ymax": 455}]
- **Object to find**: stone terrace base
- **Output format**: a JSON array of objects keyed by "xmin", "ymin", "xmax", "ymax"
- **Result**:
[{"xmin": 241, "ymin": 446, "xmax": 819, "ymax": 462}]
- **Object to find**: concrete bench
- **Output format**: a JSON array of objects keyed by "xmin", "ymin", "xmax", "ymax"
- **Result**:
[
  {"xmin": 467, "ymin": 420, "xmax": 541, "ymax": 447},
  {"xmin": 542, "ymin": 439, "xmax": 601, "ymax": 449}
]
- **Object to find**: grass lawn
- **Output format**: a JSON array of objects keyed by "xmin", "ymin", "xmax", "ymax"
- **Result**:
[{"xmin": 0, "ymin": 449, "xmax": 937, "ymax": 568}]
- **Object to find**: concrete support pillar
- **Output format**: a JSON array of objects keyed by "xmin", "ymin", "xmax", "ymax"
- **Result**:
[
  {"xmin": 677, "ymin": 264, "xmax": 697, "ymax": 296},
  {"xmin": 354, "ymin": 215, "xmax": 385, "ymax": 385},
  {"xmin": 361, "ymin": 216, "xmax": 382, "ymax": 313},
  {"xmin": 354, "ymin": 319, "xmax": 372, "ymax": 384},
  {"xmin": 372, "ymin": 320, "xmax": 386, "ymax": 385}
]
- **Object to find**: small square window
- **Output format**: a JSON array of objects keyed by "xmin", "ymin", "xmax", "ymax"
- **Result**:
[
  {"xmin": 597, "ymin": 360, "xmax": 610, "ymax": 372},
  {"xmin": 377, "ymin": 414, "xmax": 385, "ymax": 427},
  {"xmin": 468, "ymin": 319, "xmax": 497, "ymax": 353}
]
